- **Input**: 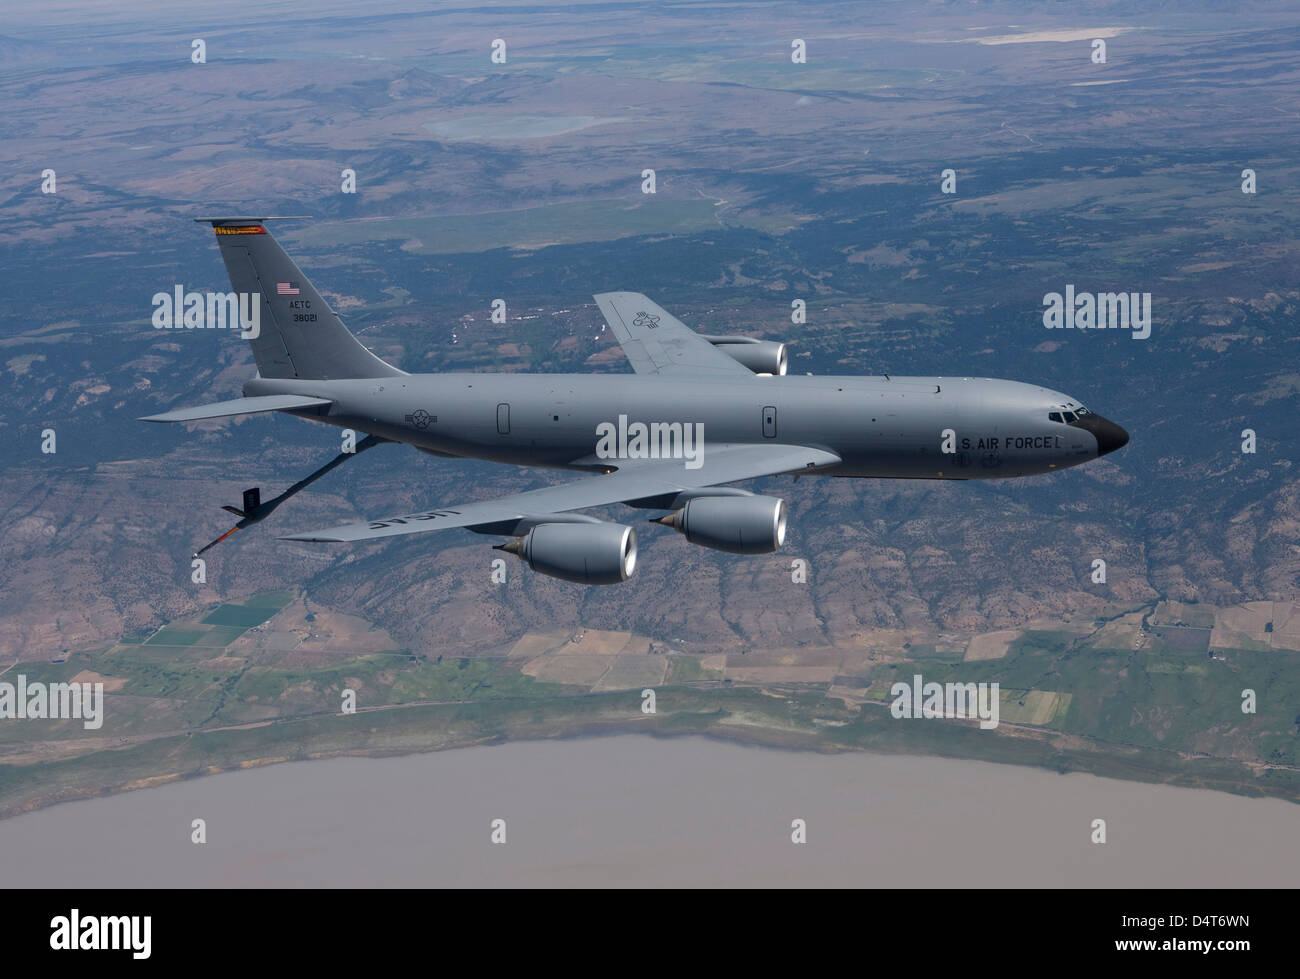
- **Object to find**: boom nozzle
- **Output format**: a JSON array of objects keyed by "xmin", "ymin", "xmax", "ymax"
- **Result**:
[{"xmin": 194, "ymin": 525, "xmax": 240, "ymax": 558}]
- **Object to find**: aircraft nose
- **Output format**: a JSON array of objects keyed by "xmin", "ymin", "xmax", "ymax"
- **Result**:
[{"xmin": 1085, "ymin": 414, "xmax": 1129, "ymax": 456}]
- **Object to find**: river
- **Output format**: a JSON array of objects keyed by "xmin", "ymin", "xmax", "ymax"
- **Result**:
[{"xmin": 3, "ymin": 735, "xmax": 1296, "ymax": 886}]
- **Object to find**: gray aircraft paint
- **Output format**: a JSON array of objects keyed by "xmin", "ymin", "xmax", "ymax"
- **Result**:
[
  {"xmin": 143, "ymin": 219, "xmax": 1128, "ymax": 569},
  {"xmin": 246, "ymin": 371, "xmax": 1102, "ymax": 479}
]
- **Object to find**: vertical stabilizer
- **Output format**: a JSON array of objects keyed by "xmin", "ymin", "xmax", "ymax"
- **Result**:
[{"xmin": 195, "ymin": 217, "xmax": 403, "ymax": 380}]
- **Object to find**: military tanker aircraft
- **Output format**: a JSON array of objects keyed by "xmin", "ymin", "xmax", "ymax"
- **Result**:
[{"xmin": 141, "ymin": 217, "xmax": 1128, "ymax": 584}]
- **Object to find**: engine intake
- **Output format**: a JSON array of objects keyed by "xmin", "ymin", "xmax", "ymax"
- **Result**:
[
  {"xmin": 497, "ymin": 522, "xmax": 637, "ymax": 585},
  {"xmin": 654, "ymin": 495, "xmax": 787, "ymax": 554}
]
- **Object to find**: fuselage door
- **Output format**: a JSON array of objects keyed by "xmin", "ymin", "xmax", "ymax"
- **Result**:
[
  {"xmin": 762, "ymin": 405, "xmax": 777, "ymax": 438},
  {"xmin": 496, "ymin": 402, "xmax": 510, "ymax": 435}
]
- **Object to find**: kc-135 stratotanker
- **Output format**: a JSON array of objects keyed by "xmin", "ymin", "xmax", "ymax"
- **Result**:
[{"xmin": 142, "ymin": 217, "xmax": 1129, "ymax": 584}]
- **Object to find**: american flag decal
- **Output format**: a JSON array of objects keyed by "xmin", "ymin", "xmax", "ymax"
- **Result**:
[{"xmin": 276, "ymin": 281, "xmax": 300, "ymax": 296}]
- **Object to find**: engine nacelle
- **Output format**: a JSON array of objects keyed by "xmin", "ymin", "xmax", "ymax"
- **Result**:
[
  {"xmin": 498, "ymin": 522, "xmax": 637, "ymax": 585},
  {"xmin": 654, "ymin": 495, "xmax": 787, "ymax": 554},
  {"xmin": 707, "ymin": 339, "xmax": 788, "ymax": 375}
]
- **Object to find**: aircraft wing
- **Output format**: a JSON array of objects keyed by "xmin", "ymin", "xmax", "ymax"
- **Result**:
[
  {"xmin": 594, "ymin": 291, "xmax": 756, "ymax": 377},
  {"xmin": 139, "ymin": 394, "xmax": 332, "ymax": 423},
  {"xmin": 281, "ymin": 443, "xmax": 840, "ymax": 542}
]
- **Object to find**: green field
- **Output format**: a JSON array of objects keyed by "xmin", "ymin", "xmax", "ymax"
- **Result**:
[
  {"xmin": 144, "ymin": 628, "xmax": 206, "ymax": 647},
  {"xmin": 202, "ymin": 605, "xmax": 280, "ymax": 628}
]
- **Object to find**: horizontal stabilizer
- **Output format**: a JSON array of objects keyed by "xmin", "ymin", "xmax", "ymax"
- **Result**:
[{"xmin": 139, "ymin": 394, "xmax": 332, "ymax": 423}]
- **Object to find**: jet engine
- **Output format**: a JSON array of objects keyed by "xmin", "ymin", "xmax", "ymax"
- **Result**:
[
  {"xmin": 497, "ymin": 522, "xmax": 637, "ymax": 585},
  {"xmin": 653, "ymin": 495, "xmax": 787, "ymax": 554},
  {"xmin": 699, "ymin": 335, "xmax": 788, "ymax": 376}
]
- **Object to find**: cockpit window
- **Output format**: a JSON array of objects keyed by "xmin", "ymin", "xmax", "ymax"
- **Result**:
[
  {"xmin": 1063, "ymin": 411, "xmax": 1078, "ymax": 423},
  {"xmin": 1048, "ymin": 412, "xmax": 1063, "ymax": 423},
  {"xmin": 1075, "ymin": 406, "xmax": 1091, "ymax": 417}
]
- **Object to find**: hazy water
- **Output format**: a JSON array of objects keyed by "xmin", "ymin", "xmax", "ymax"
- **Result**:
[
  {"xmin": 3, "ymin": 735, "xmax": 1297, "ymax": 887},
  {"xmin": 422, "ymin": 116, "xmax": 628, "ymax": 140}
]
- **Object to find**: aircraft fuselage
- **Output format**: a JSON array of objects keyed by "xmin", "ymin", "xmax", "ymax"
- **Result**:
[{"xmin": 245, "ymin": 371, "xmax": 1128, "ymax": 480}]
